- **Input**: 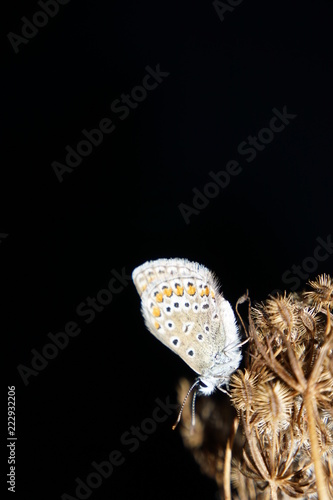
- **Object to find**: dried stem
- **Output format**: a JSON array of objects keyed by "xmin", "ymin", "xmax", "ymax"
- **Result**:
[
  {"xmin": 303, "ymin": 388, "xmax": 330, "ymax": 500},
  {"xmin": 223, "ymin": 416, "xmax": 239, "ymax": 500},
  {"xmin": 269, "ymin": 483, "xmax": 278, "ymax": 500}
]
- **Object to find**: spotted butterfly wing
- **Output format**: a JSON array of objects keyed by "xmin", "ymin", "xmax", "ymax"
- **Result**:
[{"xmin": 132, "ymin": 258, "xmax": 241, "ymax": 390}]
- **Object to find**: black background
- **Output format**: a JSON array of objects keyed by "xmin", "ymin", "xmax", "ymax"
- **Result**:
[{"xmin": 3, "ymin": 1, "xmax": 333, "ymax": 499}]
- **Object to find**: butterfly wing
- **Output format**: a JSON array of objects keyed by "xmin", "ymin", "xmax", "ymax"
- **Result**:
[{"xmin": 132, "ymin": 258, "xmax": 235, "ymax": 376}]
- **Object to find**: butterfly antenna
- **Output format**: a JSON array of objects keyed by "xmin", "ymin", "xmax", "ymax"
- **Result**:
[
  {"xmin": 172, "ymin": 380, "xmax": 199, "ymax": 430},
  {"xmin": 191, "ymin": 388, "xmax": 198, "ymax": 428}
]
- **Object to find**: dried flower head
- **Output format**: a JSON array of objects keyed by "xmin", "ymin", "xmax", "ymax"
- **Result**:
[
  {"xmin": 176, "ymin": 274, "xmax": 333, "ymax": 500},
  {"xmin": 253, "ymin": 380, "xmax": 294, "ymax": 434}
]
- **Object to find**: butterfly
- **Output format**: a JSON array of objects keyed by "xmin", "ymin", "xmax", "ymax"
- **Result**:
[{"xmin": 132, "ymin": 258, "xmax": 243, "ymax": 427}]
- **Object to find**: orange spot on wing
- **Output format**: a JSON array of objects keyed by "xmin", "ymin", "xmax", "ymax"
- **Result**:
[
  {"xmin": 152, "ymin": 306, "xmax": 161, "ymax": 317},
  {"xmin": 154, "ymin": 321, "xmax": 160, "ymax": 329},
  {"xmin": 187, "ymin": 285, "xmax": 196, "ymax": 295},
  {"xmin": 211, "ymin": 290, "xmax": 215, "ymax": 299},
  {"xmin": 155, "ymin": 293, "xmax": 163, "ymax": 302},
  {"xmin": 163, "ymin": 288, "xmax": 173, "ymax": 297},
  {"xmin": 176, "ymin": 285, "xmax": 184, "ymax": 296}
]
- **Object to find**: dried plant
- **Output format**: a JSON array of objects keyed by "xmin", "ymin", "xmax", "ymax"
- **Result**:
[{"xmin": 176, "ymin": 275, "xmax": 333, "ymax": 499}]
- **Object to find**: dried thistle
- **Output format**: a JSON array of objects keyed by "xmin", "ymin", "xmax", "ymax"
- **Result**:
[{"xmin": 176, "ymin": 275, "xmax": 333, "ymax": 499}]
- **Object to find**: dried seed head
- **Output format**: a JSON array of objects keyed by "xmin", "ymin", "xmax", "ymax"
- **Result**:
[
  {"xmin": 253, "ymin": 381, "xmax": 294, "ymax": 433},
  {"xmin": 230, "ymin": 466, "xmax": 258, "ymax": 497},
  {"xmin": 316, "ymin": 369, "xmax": 333, "ymax": 409},
  {"xmin": 304, "ymin": 274, "xmax": 333, "ymax": 309},
  {"xmin": 295, "ymin": 306, "xmax": 317, "ymax": 342},
  {"xmin": 317, "ymin": 415, "xmax": 333, "ymax": 459},
  {"xmin": 264, "ymin": 293, "xmax": 297, "ymax": 334},
  {"xmin": 251, "ymin": 303, "xmax": 270, "ymax": 332},
  {"xmin": 294, "ymin": 340, "xmax": 307, "ymax": 361},
  {"xmin": 230, "ymin": 369, "xmax": 260, "ymax": 413}
]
